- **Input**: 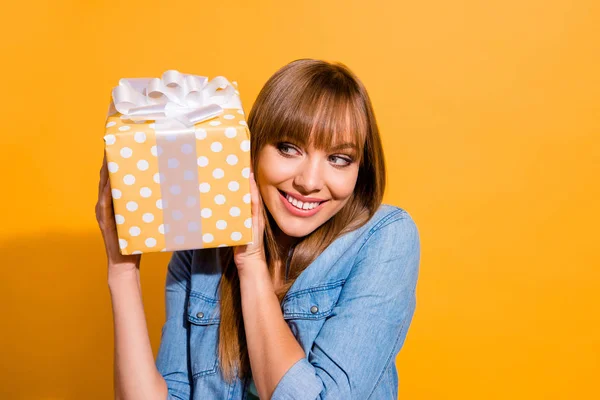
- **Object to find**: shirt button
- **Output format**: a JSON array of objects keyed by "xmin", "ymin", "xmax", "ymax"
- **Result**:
[
  {"xmin": 310, "ymin": 305, "xmax": 319, "ymax": 314},
  {"xmin": 196, "ymin": 312, "xmax": 204, "ymax": 318}
]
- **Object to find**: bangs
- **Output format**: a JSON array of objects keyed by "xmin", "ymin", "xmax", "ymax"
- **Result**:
[{"xmin": 263, "ymin": 80, "xmax": 367, "ymax": 160}]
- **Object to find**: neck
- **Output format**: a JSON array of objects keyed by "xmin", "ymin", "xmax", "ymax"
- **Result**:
[{"xmin": 272, "ymin": 226, "xmax": 299, "ymax": 260}]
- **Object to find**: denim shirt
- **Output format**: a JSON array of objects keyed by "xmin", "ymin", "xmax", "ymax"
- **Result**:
[{"xmin": 156, "ymin": 204, "xmax": 421, "ymax": 399}]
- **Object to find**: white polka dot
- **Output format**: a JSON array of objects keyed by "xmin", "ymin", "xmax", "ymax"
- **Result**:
[
  {"xmin": 158, "ymin": 224, "xmax": 165, "ymax": 234},
  {"xmin": 108, "ymin": 162, "xmax": 119, "ymax": 173},
  {"xmin": 181, "ymin": 144, "xmax": 193, "ymax": 154},
  {"xmin": 188, "ymin": 221, "xmax": 199, "ymax": 232},
  {"xmin": 119, "ymin": 239, "xmax": 128, "ymax": 249},
  {"xmin": 212, "ymin": 168, "xmax": 224, "ymax": 179},
  {"xmin": 203, "ymin": 233, "xmax": 214, "ymax": 243},
  {"xmin": 165, "ymin": 133, "xmax": 177, "ymax": 142},
  {"xmin": 106, "ymin": 121, "xmax": 117, "ymax": 128},
  {"xmin": 242, "ymin": 168, "xmax": 250, "ymax": 178},
  {"xmin": 244, "ymin": 218, "xmax": 252, "ymax": 228},
  {"xmin": 145, "ymin": 238, "xmax": 157, "ymax": 247},
  {"xmin": 164, "ymin": 223, "xmax": 170, "ymax": 233},
  {"xmin": 240, "ymin": 140, "xmax": 250, "ymax": 152},
  {"xmin": 228, "ymin": 181, "xmax": 240, "ymax": 192},
  {"xmin": 156, "ymin": 199, "xmax": 163, "ymax": 209},
  {"xmin": 201, "ymin": 208, "xmax": 212, "ymax": 218},
  {"xmin": 183, "ymin": 170, "xmax": 194, "ymax": 180},
  {"xmin": 223, "ymin": 114, "xmax": 235, "ymax": 120},
  {"xmin": 174, "ymin": 236, "xmax": 185, "ymax": 245},
  {"xmin": 217, "ymin": 244, "xmax": 227, "ymax": 247},
  {"xmin": 225, "ymin": 127, "xmax": 237, "ymax": 138},
  {"xmin": 226, "ymin": 154, "xmax": 238, "ymax": 165},
  {"xmin": 153, "ymin": 173, "xmax": 161, "ymax": 184},
  {"xmin": 186, "ymin": 196, "xmax": 196, "ymax": 207},
  {"xmin": 149, "ymin": 123, "xmax": 156, "ymax": 129},
  {"xmin": 199, "ymin": 182, "xmax": 211, "ymax": 193},
  {"xmin": 231, "ymin": 232, "xmax": 242, "ymax": 241},
  {"xmin": 195, "ymin": 128, "xmax": 207, "ymax": 140},
  {"xmin": 172, "ymin": 210, "xmax": 183, "ymax": 220},
  {"xmin": 129, "ymin": 226, "xmax": 141, "ymax": 236},
  {"xmin": 111, "ymin": 188, "xmax": 122, "ymax": 199},
  {"xmin": 211, "ymin": 142, "xmax": 223, "ymax": 152},
  {"xmin": 243, "ymin": 193, "xmax": 251, "ymax": 204},
  {"xmin": 151, "ymin": 145, "xmax": 158, "ymax": 156},
  {"xmin": 197, "ymin": 156, "xmax": 209, "ymax": 167},
  {"xmin": 104, "ymin": 134, "xmax": 116, "ymax": 145},
  {"xmin": 239, "ymin": 120, "xmax": 247, "ymax": 126},
  {"xmin": 126, "ymin": 201, "xmax": 138, "ymax": 211},
  {"xmin": 130, "ymin": 250, "xmax": 142, "ymax": 254},
  {"xmin": 137, "ymin": 160, "xmax": 149, "ymax": 171},
  {"xmin": 140, "ymin": 187, "xmax": 152, "ymax": 197},
  {"xmin": 214, "ymin": 194, "xmax": 226, "ymax": 205},
  {"xmin": 134, "ymin": 132, "xmax": 146, "ymax": 143},
  {"xmin": 168, "ymin": 158, "xmax": 179, "ymax": 168},
  {"xmin": 115, "ymin": 214, "xmax": 125, "ymax": 224},
  {"xmin": 156, "ymin": 145, "xmax": 164, "ymax": 156},
  {"xmin": 123, "ymin": 174, "xmax": 136, "ymax": 185},
  {"xmin": 230, "ymin": 206, "xmax": 241, "ymax": 217},
  {"xmin": 209, "ymin": 120, "xmax": 221, "ymax": 126},
  {"xmin": 216, "ymin": 220, "xmax": 227, "ymax": 230},
  {"xmin": 237, "ymin": 109, "xmax": 244, "ymax": 115},
  {"xmin": 143, "ymin": 213, "xmax": 154, "ymax": 223},
  {"xmin": 170, "ymin": 185, "xmax": 181, "ymax": 195},
  {"xmin": 120, "ymin": 147, "xmax": 133, "ymax": 158},
  {"xmin": 118, "ymin": 125, "xmax": 131, "ymax": 131}
]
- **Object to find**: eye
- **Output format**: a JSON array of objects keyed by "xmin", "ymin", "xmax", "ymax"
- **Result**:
[
  {"xmin": 329, "ymin": 155, "xmax": 354, "ymax": 167},
  {"xmin": 276, "ymin": 142, "xmax": 300, "ymax": 157}
]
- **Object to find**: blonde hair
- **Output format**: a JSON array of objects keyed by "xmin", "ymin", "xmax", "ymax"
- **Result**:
[{"xmin": 216, "ymin": 58, "xmax": 387, "ymax": 382}]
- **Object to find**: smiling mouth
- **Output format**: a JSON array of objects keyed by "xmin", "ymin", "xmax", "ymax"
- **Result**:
[{"xmin": 278, "ymin": 189, "xmax": 329, "ymax": 210}]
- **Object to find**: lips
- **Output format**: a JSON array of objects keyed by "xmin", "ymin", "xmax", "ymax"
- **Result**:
[
  {"xmin": 277, "ymin": 189, "xmax": 329, "ymax": 217},
  {"xmin": 277, "ymin": 189, "xmax": 328, "ymax": 204}
]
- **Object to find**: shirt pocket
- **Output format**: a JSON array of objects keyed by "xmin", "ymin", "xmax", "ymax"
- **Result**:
[
  {"xmin": 281, "ymin": 279, "xmax": 345, "ymax": 350},
  {"xmin": 186, "ymin": 292, "xmax": 221, "ymax": 378}
]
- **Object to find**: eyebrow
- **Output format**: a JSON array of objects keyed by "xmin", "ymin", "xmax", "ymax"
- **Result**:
[
  {"xmin": 279, "ymin": 136, "xmax": 358, "ymax": 153},
  {"xmin": 330, "ymin": 142, "xmax": 358, "ymax": 152}
]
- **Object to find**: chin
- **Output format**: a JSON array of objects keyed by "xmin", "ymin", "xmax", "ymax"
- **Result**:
[{"xmin": 270, "ymin": 212, "xmax": 321, "ymax": 238}]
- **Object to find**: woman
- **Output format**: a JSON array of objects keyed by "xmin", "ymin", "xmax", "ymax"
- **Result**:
[{"xmin": 96, "ymin": 58, "xmax": 421, "ymax": 399}]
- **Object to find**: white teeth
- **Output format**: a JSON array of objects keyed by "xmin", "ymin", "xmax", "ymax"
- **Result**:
[{"xmin": 285, "ymin": 192, "xmax": 320, "ymax": 210}]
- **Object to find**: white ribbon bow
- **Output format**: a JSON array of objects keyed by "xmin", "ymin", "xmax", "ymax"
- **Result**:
[{"xmin": 111, "ymin": 70, "xmax": 242, "ymax": 134}]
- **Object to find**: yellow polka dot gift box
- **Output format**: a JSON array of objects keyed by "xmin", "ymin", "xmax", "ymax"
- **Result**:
[{"xmin": 103, "ymin": 70, "xmax": 253, "ymax": 255}]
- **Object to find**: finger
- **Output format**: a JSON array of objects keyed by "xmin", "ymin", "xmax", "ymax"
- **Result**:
[
  {"xmin": 99, "ymin": 151, "xmax": 108, "ymax": 196},
  {"xmin": 103, "ymin": 180, "xmax": 114, "ymax": 216},
  {"xmin": 249, "ymin": 172, "xmax": 259, "ymax": 217}
]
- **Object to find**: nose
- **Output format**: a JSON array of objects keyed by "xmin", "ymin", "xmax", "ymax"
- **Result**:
[{"xmin": 293, "ymin": 156, "xmax": 324, "ymax": 194}]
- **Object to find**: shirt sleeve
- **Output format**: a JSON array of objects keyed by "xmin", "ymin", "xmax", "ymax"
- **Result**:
[
  {"xmin": 271, "ymin": 212, "xmax": 421, "ymax": 400},
  {"xmin": 155, "ymin": 250, "xmax": 194, "ymax": 400}
]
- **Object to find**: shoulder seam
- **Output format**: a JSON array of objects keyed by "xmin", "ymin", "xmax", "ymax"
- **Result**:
[{"xmin": 356, "ymin": 209, "xmax": 408, "ymax": 255}]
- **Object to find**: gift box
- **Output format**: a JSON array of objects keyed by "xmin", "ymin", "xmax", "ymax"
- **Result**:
[{"xmin": 103, "ymin": 70, "xmax": 253, "ymax": 255}]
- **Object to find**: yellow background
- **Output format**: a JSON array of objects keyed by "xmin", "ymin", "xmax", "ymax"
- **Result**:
[{"xmin": 0, "ymin": 0, "xmax": 598, "ymax": 398}]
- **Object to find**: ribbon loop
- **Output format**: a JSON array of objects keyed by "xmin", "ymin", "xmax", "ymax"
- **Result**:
[{"xmin": 111, "ymin": 70, "xmax": 242, "ymax": 133}]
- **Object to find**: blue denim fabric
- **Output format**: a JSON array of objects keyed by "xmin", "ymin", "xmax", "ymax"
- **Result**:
[{"xmin": 155, "ymin": 203, "xmax": 421, "ymax": 399}]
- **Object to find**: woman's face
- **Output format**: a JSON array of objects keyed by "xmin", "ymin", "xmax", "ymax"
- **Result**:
[{"xmin": 256, "ymin": 139, "xmax": 360, "ymax": 238}]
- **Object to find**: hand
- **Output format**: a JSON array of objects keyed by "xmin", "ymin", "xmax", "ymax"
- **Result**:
[
  {"xmin": 233, "ymin": 170, "xmax": 267, "ymax": 274},
  {"xmin": 96, "ymin": 150, "xmax": 141, "ymax": 280}
]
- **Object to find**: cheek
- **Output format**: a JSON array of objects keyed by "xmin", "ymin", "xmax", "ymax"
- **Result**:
[
  {"xmin": 256, "ymin": 151, "xmax": 296, "ymax": 184},
  {"xmin": 327, "ymin": 169, "xmax": 359, "ymax": 200}
]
